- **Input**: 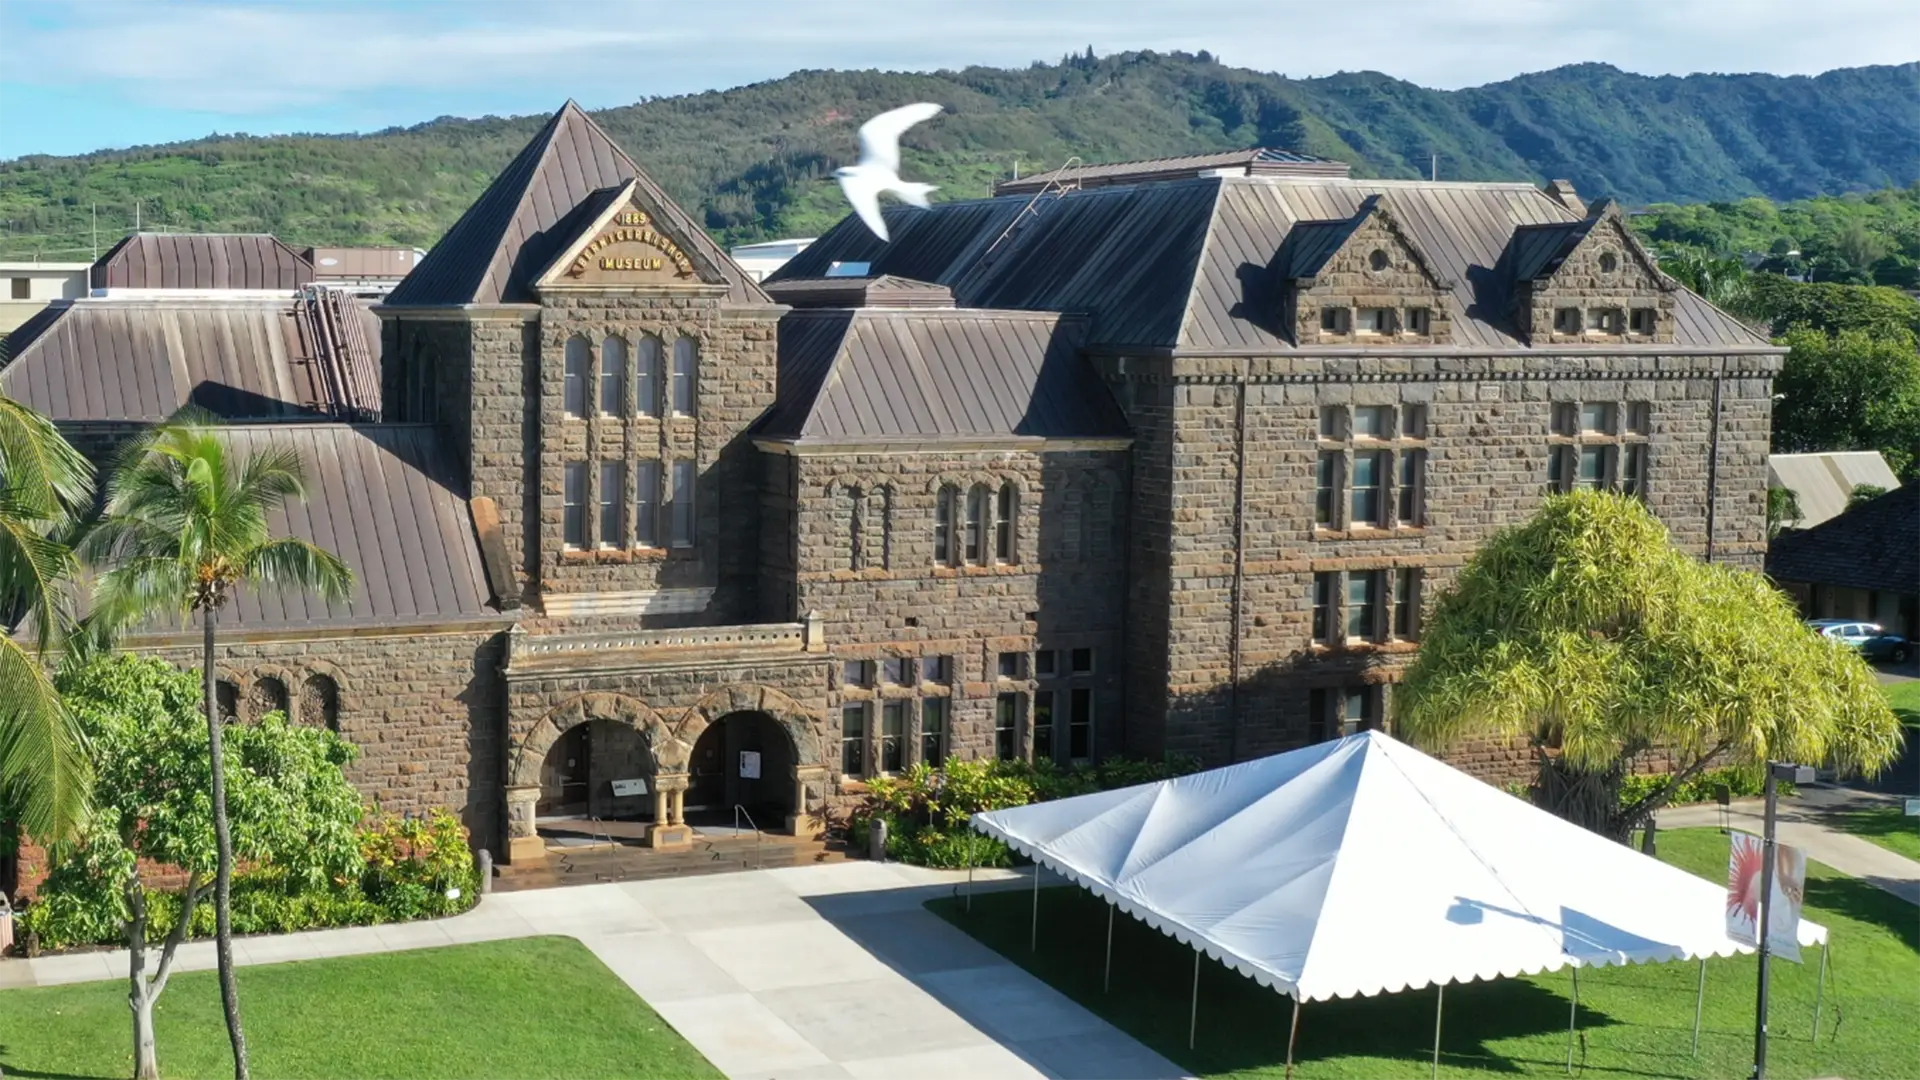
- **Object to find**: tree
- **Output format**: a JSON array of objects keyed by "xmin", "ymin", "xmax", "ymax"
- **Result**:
[
  {"xmin": 1658, "ymin": 250, "xmax": 1756, "ymax": 318},
  {"xmin": 81, "ymin": 414, "xmax": 353, "ymax": 1080},
  {"xmin": 1772, "ymin": 327, "xmax": 1920, "ymax": 478},
  {"xmin": 1848, "ymin": 483, "xmax": 1889, "ymax": 507},
  {"xmin": 49, "ymin": 655, "xmax": 362, "ymax": 1080},
  {"xmin": 1393, "ymin": 492, "xmax": 1902, "ymax": 841},
  {"xmin": 1766, "ymin": 486, "xmax": 1803, "ymax": 537},
  {"xmin": 0, "ymin": 393, "xmax": 94, "ymax": 845}
]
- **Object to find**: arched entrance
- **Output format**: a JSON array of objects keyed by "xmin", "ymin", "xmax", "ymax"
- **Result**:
[
  {"xmin": 534, "ymin": 718, "xmax": 657, "ymax": 820},
  {"xmin": 684, "ymin": 710, "xmax": 796, "ymax": 829}
]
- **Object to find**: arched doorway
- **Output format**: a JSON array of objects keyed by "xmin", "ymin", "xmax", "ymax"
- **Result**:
[
  {"xmin": 534, "ymin": 718, "xmax": 657, "ymax": 822},
  {"xmin": 683, "ymin": 710, "xmax": 795, "ymax": 829}
]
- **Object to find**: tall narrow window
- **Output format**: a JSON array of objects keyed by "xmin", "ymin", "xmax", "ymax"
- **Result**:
[
  {"xmin": 1622, "ymin": 444, "xmax": 1648, "ymax": 498},
  {"xmin": 1347, "ymin": 570, "xmax": 1379, "ymax": 642},
  {"xmin": 1342, "ymin": 686, "xmax": 1373, "ymax": 736},
  {"xmin": 1068, "ymin": 687, "xmax": 1092, "ymax": 760},
  {"xmin": 995, "ymin": 483, "xmax": 1016, "ymax": 563},
  {"xmin": 562, "ymin": 462, "xmax": 587, "ymax": 549},
  {"xmin": 841, "ymin": 704, "xmax": 867, "ymax": 778},
  {"xmin": 1319, "ymin": 406, "xmax": 1346, "ymax": 440},
  {"xmin": 1315, "ymin": 452, "xmax": 1339, "ymax": 528},
  {"xmin": 1032, "ymin": 690, "xmax": 1055, "ymax": 763},
  {"xmin": 1313, "ymin": 572, "xmax": 1335, "ymax": 644},
  {"xmin": 636, "ymin": 335, "xmax": 662, "ymax": 418},
  {"xmin": 1576, "ymin": 446, "xmax": 1608, "ymax": 491},
  {"xmin": 1397, "ymin": 449, "xmax": 1425, "ymax": 526},
  {"xmin": 563, "ymin": 335, "xmax": 590, "ymax": 418},
  {"xmin": 599, "ymin": 335, "xmax": 627, "ymax": 417},
  {"xmin": 920, "ymin": 698, "xmax": 947, "ymax": 766},
  {"xmin": 995, "ymin": 693, "xmax": 1020, "ymax": 761},
  {"xmin": 965, "ymin": 484, "xmax": 988, "ymax": 564},
  {"xmin": 1394, "ymin": 568, "xmax": 1420, "ymax": 640},
  {"xmin": 935, "ymin": 484, "xmax": 959, "ymax": 566},
  {"xmin": 672, "ymin": 337, "xmax": 697, "ymax": 416},
  {"xmin": 1309, "ymin": 688, "xmax": 1331, "ymax": 743},
  {"xmin": 847, "ymin": 486, "xmax": 866, "ymax": 571},
  {"xmin": 1351, "ymin": 451, "xmax": 1385, "ymax": 527},
  {"xmin": 880, "ymin": 701, "xmax": 906, "ymax": 774},
  {"xmin": 669, "ymin": 459, "xmax": 695, "ymax": 547},
  {"xmin": 635, "ymin": 461, "xmax": 661, "ymax": 548},
  {"xmin": 597, "ymin": 462, "xmax": 623, "ymax": 549}
]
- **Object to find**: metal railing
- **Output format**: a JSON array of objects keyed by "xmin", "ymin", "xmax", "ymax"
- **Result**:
[{"xmin": 733, "ymin": 805, "xmax": 765, "ymax": 870}]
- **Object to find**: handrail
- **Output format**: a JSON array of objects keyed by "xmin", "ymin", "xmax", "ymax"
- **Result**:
[{"xmin": 733, "ymin": 805, "xmax": 765, "ymax": 870}]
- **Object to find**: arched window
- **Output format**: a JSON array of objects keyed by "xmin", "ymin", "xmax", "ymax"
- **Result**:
[
  {"xmin": 671, "ymin": 337, "xmax": 698, "ymax": 416},
  {"xmin": 249, "ymin": 676, "xmax": 289, "ymax": 720},
  {"xmin": 300, "ymin": 673, "xmax": 342, "ymax": 732},
  {"xmin": 216, "ymin": 680, "xmax": 241, "ymax": 723},
  {"xmin": 934, "ymin": 484, "xmax": 960, "ymax": 567},
  {"xmin": 995, "ymin": 482, "xmax": 1018, "ymax": 564},
  {"xmin": 846, "ymin": 485, "xmax": 866, "ymax": 571},
  {"xmin": 873, "ymin": 485, "xmax": 893, "ymax": 570},
  {"xmin": 635, "ymin": 335, "xmax": 663, "ymax": 418},
  {"xmin": 599, "ymin": 335, "xmax": 627, "ymax": 417},
  {"xmin": 965, "ymin": 484, "xmax": 989, "ymax": 565},
  {"xmin": 563, "ymin": 334, "xmax": 590, "ymax": 417}
]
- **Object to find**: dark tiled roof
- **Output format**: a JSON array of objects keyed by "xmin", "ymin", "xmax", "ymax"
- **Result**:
[
  {"xmin": 386, "ymin": 101, "xmax": 767, "ymax": 307},
  {"xmin": 752, "ymin": 308, "xmax": 1124, "ymax": 445},
  {"xmin": 92, "ymin": 233, "xmax": 313, "ymax": 291},
  {"xmin": 0, "ymin": 296, "xmax": 380, "ymax": 422},
  {"xmin": 995, "ymin": 147, "xmax": 1350, "ymax": 196},
  {"xmin": 763, "ymin": 275, "xmax": 955, "ymax": 309},
  {"xmin": 1767, "ymin": 483, "xmax": 1919, "ymax": 597}
]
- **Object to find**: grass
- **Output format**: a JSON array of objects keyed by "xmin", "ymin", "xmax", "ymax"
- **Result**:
[
  {"xmin": 0, "ymin": 936, "xmax": 720, "ymax": 1080},
  {"xmin": 1830, "ymin": 806, "xmax": 1920, "ymax": 863},
  {"xmin": 929, "ymin": 829, "xmax": 1919, "ymax": 1079},
  {"xmin": 1884, "ymin": 679, "xmax": 1920, "ymax": 727}
]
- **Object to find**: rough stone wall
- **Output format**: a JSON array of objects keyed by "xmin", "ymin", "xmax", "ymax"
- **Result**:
[
  {"xmin": 1293, "ymin": 213, "xmax": 1453, "ymax": 346},
  {"xmin": 1520, "ymin": 219, "xmax": 1677, "ymax": 345}
]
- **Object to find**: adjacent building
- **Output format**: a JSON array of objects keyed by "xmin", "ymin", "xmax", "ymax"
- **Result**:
[
  {"xmin": 0, "ymin": 260, "xmax": 90, "ymax": 336},
  {"xmin": 1768, "ymin": 484, "xmax": 1919, "ymax": 640},
  {"xmin": 2, "ymin": 102, "xmax": 1783, "ymax": 872}
]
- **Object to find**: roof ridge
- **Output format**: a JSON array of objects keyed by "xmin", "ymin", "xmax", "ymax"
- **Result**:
[{"xmin": 1171, "ymin": 178, "xmax": 1229, "ymax": 348}]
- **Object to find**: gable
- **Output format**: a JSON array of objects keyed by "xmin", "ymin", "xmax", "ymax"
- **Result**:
[
  {"xmin": 1525, "ymin": 201, "xmax": 1674, "ymax": 295},
  {"xmin": 534, "ymin": 181, "xmax": 726, "ymax": 291}
]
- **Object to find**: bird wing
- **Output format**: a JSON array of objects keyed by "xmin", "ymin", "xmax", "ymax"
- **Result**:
[
  {"xmin": 836, "ymin": 169, "xmax": 890, "ymax": 243},
  {"xmin": 856, "ymin": 102, "xmax": 944, "ymax": 176}
]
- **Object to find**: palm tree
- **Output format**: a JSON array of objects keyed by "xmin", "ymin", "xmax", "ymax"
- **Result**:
[
  {"xmin": 0, "ymin": 393, "xmax": 93, "ymax": 846},
  {"xmin": 83, "ymin": 412, "xmax": 352, "ymax": 1080}
]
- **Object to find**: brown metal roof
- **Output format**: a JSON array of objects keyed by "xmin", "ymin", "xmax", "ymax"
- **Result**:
[
  {"xmin": 762, "ymin": 275, "xmax": 955, "ymax": 309},
  {"xmin": 304, "ymin": 247, "xmax": 422, "ymax": 279},
  {"xmin": 752, "ymin": 308, "xmax": 1124, "ymax": 444},
  {"xmin": 0, "ymin": 296, "xmax": 380, "ymax": 422},
  {"xmin": 91, "ymin": 233, "xmax": 314, "ymax": 291},
  {"xmin": 771, "ymin": 196, "xmax": 1029, "ymax": 286},
  {"xmin": 1767, "ymin": 483, "xmax": 1919, "ymax": 596},
  {"xmin": 995, "ymin": 148, "xmax": 1350, "ymax": 196},
  {"xmin": 386, "ymin": 101, "xmax": 768, "ymax": 307}
]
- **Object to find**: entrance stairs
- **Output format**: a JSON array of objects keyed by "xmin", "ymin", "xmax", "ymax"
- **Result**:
[{"xmin": 494, "ymin": 830, "xmax": 846, "ymax": 892}]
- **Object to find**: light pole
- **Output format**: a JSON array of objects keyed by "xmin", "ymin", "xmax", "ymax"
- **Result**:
[{"xmin": 1751, "ymin": 760, "xmax": 1814, "ymax": 1080}]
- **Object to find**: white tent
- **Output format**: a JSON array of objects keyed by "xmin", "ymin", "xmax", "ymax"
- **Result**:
[{"xmin": 970, "ymin": 731, "xmax": 1825, "ymax": 1063}]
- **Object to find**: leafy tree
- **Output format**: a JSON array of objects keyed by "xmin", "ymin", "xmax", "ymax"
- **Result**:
[
  {"xmin": 1658, "ymin": 250, "xmax": 1755, "ymax": 316},
  {"xmin": 48, "ymin": 655, "xmax": 362, "ymax": 1080},
  {"xmin": 1848, "ymin": 482, "xmax": 1890, "ymax": 507},
  {"xmin": 80, "ymin": 414, "xmax": 353, "ymax": 1080},
  {"xmin": 1746, "ymin": 273, "xmax": 1920, "ymax": 339},
  {"xmin": 1772, "ymin": 327, "xmax": 1920, "ymax": 478},
  {"xmin": 1393, "ymin": 492, "xmax": 1901, "ymax": 841},
  {"xmin": 0, "ymin": 393, "xmax": 94, "ymax": 845},
  {"xmin": 1766, "ymin": 486, "xmax": 1803, "ymax": 537}
]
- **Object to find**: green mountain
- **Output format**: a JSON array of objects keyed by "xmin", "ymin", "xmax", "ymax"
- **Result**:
[{"xmin": 2, "ymin": 51, "xmax": 1917, "ymax": 261}]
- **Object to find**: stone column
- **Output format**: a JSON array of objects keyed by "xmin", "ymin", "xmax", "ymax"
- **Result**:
[
  {"xmin": 504, "ymin": 785, "xmax": 544, "ymax": 864},
  {"xmin": 652, "ymin": 786, "xmax": 668, "ymax": 826},
  {"xmin": 670, "ymin": 788, "xmax": 686, "ymax": 826},
  {"xmin": 645, "ymin": 772, "xmax": 693, "ymax": 850}
]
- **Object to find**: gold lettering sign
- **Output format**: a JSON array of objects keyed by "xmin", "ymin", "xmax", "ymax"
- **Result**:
[{"xmin": 567, "ymin": 209, "xmax": 697, "ymax": 281}]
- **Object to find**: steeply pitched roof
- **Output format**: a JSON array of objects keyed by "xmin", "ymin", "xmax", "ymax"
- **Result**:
[
  {"xmin": 386, "ymin": 101, "xmax": 768, "ymax": 307},
  {"xmin": 1767, "ymin": 483, "xmax": 1919, "ymax": 597},
  {"xmin": 92, "ymin": 233, "xmax": 313, "ymax": 291},
  {"xmin": 995, "ymin": 147, "xmax": 1350, "ymax": 196},
  {"xmin": 0, "ymin": 296, "xmax": 380, "ymax": 422},
  {"xmin": 1767, "ymin": 452, "xmax": 1902, "ymax": 529},
  {"xmin": 752, "ymin": 308, "xmax": 1124, "ymax": 445}
]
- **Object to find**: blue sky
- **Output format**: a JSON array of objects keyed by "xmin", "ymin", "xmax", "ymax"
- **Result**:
[{"xmin": 2, "ymin": 0, "xmax": 1916, "ymax": 160}]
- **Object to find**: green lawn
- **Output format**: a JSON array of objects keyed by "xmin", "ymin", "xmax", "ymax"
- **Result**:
[
  {"xmin": 1885, "ymin": 679, "xmax": 1920, "ymax": 727},
  {"xmin": 0, "ymin": 936, "xmax": 719, "ymax": 1080},
  {"xmin": 1830, "ymin": 806, "xmax": 1920, "ymax": 863},
  {"xmin": 930, "ymin": 829, "xmax": 1918, "ymax": 1079}
]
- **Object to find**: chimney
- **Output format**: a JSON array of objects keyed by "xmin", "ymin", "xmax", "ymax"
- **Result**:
[{"xmin": 1545, "ymin": 179, "xmax": 1585, "ymax": 216}]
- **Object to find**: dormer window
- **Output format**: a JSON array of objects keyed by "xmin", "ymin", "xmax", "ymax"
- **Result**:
[
  {"xmin": 1586, "ymin": 308, "xmax": 1623, "ymax": 334},
  {"xmin": 1404, "ymin": 307, "xmax": 1431, "ymax": 335},
  {"xmin": 1554, "ymin": 308, "xmax": 1581, "ymax": 334},
  {"xmin": 1356, "ymin": 308, "xmax": 1396, "ymax": 335},
  {"xmin": 1320, "ymin": 307, "xmax": 1351, "ymax": 334},
  {"xmin": 1629, "ymin": 308, "xmax": 1656, "ymax": 336}
]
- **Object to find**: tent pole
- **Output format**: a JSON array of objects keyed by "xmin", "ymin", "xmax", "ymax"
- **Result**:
[
  {"xmin": 1432, "ymin": 984, "xmax": 1444, "ymax": 1080},
  {"xmin": 1104, "ymin": 903, "xmax": 1114, "ymax": 993},
  {"xmin": 1692, "ymin": 959, "xmax": 1707, "ymax": 1057},
  {"xmin": 965, "ymin": 857, "xmax": 973, "ymax": 913},
  {"xmin": 1285, "ymin": 997, "xmax": 1301, "ymax": 1080},
  {"xmin": 1812, "ymin": 943, "xmax": 1828, "ymax": 1041},
  {"xmin": 1030, "ymin": 860, "xmax": 1040, "ymax": 952},
  {"xmin": 1566, "ymin": 966, "xmax": 1580, "ymax": 1074},
  {"xmin": 1189, "ymin": 949, "xmax": 1201, "ymax": 1050}
]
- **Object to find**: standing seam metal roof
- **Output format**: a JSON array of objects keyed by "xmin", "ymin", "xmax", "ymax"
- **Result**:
[{"xmin": 91, "ymin": 233, "xmax": 314, "ymax": 291}]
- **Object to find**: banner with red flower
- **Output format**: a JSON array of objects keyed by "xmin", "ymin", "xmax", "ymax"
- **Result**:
[{"xmin": 1726, "ymin": 830, "xmax": 1807, "ymax": 962}]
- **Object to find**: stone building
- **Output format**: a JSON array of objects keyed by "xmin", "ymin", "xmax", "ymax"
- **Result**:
[{"xmin": 1, "ymin": 103, "xmax": 1782, "ymax": 870}]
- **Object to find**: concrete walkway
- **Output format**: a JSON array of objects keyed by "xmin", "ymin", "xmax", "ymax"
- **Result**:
[
  {"xmin": 3, "ymin": 862, "xmax": 1190, "ymax": 1080},
  {"xmin": 1656, "ymin": 786, "xmax": 1920, "ymax": 905}
]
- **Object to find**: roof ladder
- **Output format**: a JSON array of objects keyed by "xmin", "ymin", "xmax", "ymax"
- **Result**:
[{"xmin": 976, "ymin": 156, "xmax": 1082, "ymax": 270}]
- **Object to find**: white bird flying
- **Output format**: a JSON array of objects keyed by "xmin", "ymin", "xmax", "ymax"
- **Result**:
[{"xmin": 834, "ymin": 102, "xmax": 944, "ymax": 243}]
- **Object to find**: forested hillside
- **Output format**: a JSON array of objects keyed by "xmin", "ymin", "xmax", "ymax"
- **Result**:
[{"xmin": 2, "ymin": 50, "xmax": 1917, "ymax": 260}]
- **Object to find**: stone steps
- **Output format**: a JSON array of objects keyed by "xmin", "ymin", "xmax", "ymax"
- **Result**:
[{"xmin": 494, "ymin": 834, "xmax": 846, "ymax": 892}]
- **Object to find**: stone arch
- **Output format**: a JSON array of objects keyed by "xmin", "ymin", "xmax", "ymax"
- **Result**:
[
  {"xmin": 669, "ymin": 684, "xmax": 824, "ymax": 769},
  {"xmin": 509, "ymin": 692, "xmax": 669, "ymax": 790}
]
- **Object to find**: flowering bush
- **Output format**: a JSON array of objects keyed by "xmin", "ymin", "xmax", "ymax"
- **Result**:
[{"xmin": 360, "ymin": 809, "xmax": 478, "ymax": 920}]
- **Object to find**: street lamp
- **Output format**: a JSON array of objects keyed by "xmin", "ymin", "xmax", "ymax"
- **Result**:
[{"xmin": 1751, "ymin": 760, "xmax": 1815, "ymax": 1080}]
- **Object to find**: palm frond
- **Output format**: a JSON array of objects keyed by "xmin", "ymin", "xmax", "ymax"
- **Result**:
[
  {"xmin": 0, "ymin": 633, "xmax": 91, "ymax": 844},
  {"xmin": 242, "ymin": 538, "xmax": 354, "ymax": 605},
  {"xmin": 0, "ymin": 394, "xmax": 94, "ymax": 518},
  {"xmin": 87, "ymin": 556, "xmax": 197, "ymax": 642},
  {"xmin": 0, "ymin": 487, "xmax": 80, "ymax": 651}
]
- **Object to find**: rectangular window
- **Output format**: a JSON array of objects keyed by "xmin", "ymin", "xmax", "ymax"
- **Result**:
[
  {"xmin": 671, "ymin": 339, "xmax": 697, "ymax": 416},
  {"xmin": 995, "ymin": 485, "xmax": 1014, "ymax": 563},
  {"xmin": 880, "ymin": 701, "xmax": 906, "ymax": 774},
  {"xmin": 1355, "ymin": 307, "xmax": 1396, "ymax": 335},
  {"xmin": 636, "ymin": 339, "xmax": 662, "ymax": 418},
  {"xmin": 1070, "ymin": 647, "xmax": 1093, "ymax": 674},
  {"xmin": 1347, "ymin": 570, "xmax": 1380, "ymax": 642},
  {"xmin": 1402, "ymin": 403, "xmax": 1428, "ymax": 439},
  {"xmin": 1315, "ymin": 452, "xmax": 1339, "ymax": 527},
  {"xmin": 1352, "ymin": 405, "xmax": 1391, "ymax": 441},
  {"xmin": 599, "ymin": 340, "xmax": 625, "ymax": 417},
  {"xmin": 1586, "ymin": 308, "xmax": 1622, "ymax": 333},
  {"xmin": 1033, "ymin": 690, "xmax": 1055, "ymax": 762},
  {"xmin": 1579, "ymin": 402, "xmax": 1615, "ymax": 435},
  {"xmin": 669, "ymin": 459, "xmax": 695, "ymax": 547},
  {"xmin": 597, "ymin": 462, "xmax": 623, "ymax": 549},
  {"xmin": 1622, "ymin": 444, "xmax": 1648, "ymax": 498},
  {"xmin": 995, "ymin": 693, "xmax": 1020, "ymax": 761},
  {"xmin": 1309, "ymin": 688, "xmax": 1331, "ymax": 743},
  {"xmin": 1626, "ymin": 401, "xmax": 1652, "ymax": 436},
  {"xmin": 841, "ymin": 704, "xmax": 867, "ymax": 777},
  {"xmin": 1319, "ymin": 406, "xmax": 1346, "ymax": 440},
  {"xmin": 920, "ymin": 698, "xmax": 947, "ymax": 767},
  {"xmin": 1319, "ymin": 307, "xmax": 1349, "ymax": 333},
  {"xmin": 1342, "ymin": 686, "xmax": 1372, "ymax": 736},
  {"xmin": 921, "ymin": 655, "xmax": 951, "ymax": 685},
  {"xmin": 564, "ymin": 343, "xmax": 589, "ymax": 418},
  {"xmin": 1554, "ymin": 308, "xmax": 1581, "ymax": 334},
  {"xmin": 1397, "ymin": 449, "xmax": 1424, "ymax": 526},
  {"xmin": 1068, "ymin": 687, "xmax": 1092, "ymax": 760},
  {"xmin": 562, "ymin": 462, "xmax": 587, "ymax": 549},
  {"xmin": 1552, "ymin": 403, "xmax": 1578, "ymax": 437},
  {"xmin": 1313, "ymin": 572, "xmax": 1335, "ymax": 644},
  {"xmin": 1351, "ymin": 450, "xmax": 1385, "ymax": 527},
  {"xmin": 842, "ymin": 659, "xmax": 871, "ymax": 688},
  {"xmin": 1394, "ymin": 568, "xmax": 1420, "ymax": 640},
  {"xmin": 1404, "ymin": 307, "xmax": 1431, "ymax": 335},
  {"xmin": 1576, "ymin": 446, "xmax": 1608, "ymax": 491},
  {"xmin": 635, "ymin": 460, "xmax": 661, "ymax": 548},
  {"xmin": 1549, "ymin": 445, "xmax": 1573, "ymax": 493},
  {"xmin": 9, "ymin": 278, "xmax": 28, "ymax": 300},
  {"xmin": 1034, "ymin": 649, "xmax": 1056, "ymax": 677},
  {"xmin": 997, "ymin": 651, "xmax": 1025, "ymax": 679},
  {"xmin": 881, "ymin": 657, "xmax": 912, "ymax": 686},
  {"xmin": 965, "ymin": 487, "xmax": 986, "ymax": 564},
  {"xmin": 935, "ymin": 487, "xmax": 955, "ymax": 566},
  {"xmin": 1629, "ymin": 308, "xmax": 1656, "ymax": 336}
]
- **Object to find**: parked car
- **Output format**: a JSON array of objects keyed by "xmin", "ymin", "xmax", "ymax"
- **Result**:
[{"xmin": 1807, "ymin": 619, "xmax": 1912, "ymax": 663}]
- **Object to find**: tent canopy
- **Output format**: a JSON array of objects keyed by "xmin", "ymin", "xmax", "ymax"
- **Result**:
[{"xmin": 972, "ymin": 731, "xmax": 1824, "ymax": 1003}]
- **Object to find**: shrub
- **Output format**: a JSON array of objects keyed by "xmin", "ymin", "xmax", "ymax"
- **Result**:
[
  {"xmin": 360, "ymin": 809, "xmax": 479, "ymax": 920},
  {"xmin": 1619, "ymin": 764, "xmax": 1792, "ymax": 807}
]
